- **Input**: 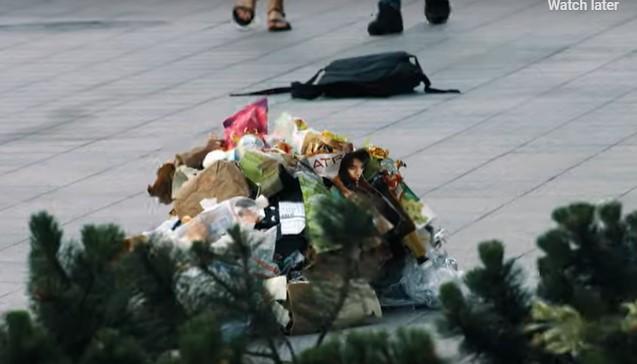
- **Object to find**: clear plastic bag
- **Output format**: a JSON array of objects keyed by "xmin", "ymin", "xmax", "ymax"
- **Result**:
[
  {"xmin": 173, "ymin": 196, "xmax": 267, "ymax": 248},
  {"xmin": 399, "ymin": 249, "xmax": 461, "ymax": 308},
  {"xmin": 377, "ymin": 226, "xmax": 462, "ymax": 308}
]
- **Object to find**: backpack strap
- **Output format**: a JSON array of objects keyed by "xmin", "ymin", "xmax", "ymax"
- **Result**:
[
  {"xmin": 230, "ymin": 69, "xmax": 326, "ymax": 98},
  {"xmin": 229, "ymin": 86, "xmax": 293, "ymax": 96},
  {"xmin": 410, "ymin": 56, "xmax": 461, "ymax": 94}
]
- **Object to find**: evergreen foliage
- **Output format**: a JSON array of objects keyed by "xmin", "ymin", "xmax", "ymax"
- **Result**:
[
  {"xmin": 438, "ymin": 241, "xmax": 543, "ymax": 364},
  {"xmin": 7, "ymin": 200, "xmax": 637, "ymax": 363},
  {"xmin": 438, "ymin": 201, "xmax": 637, "ymax": 364},
  {"xmin": 297, "ymin": 329, "xmax": 444, "ymax": 364}
]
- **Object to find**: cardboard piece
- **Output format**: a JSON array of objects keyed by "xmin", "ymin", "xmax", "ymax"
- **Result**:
[{"xmin": 173, "ymin": 161, "xmax": 250, "ymax": 219}]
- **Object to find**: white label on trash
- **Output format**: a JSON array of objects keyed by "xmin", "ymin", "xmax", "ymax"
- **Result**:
[
  {"xmin": 306, "ymin": 153, "xmax": 345, "ymax": 178},
  {"xmin": 279, "ymin": 201, "xmax": 306, "ymax": 235}
]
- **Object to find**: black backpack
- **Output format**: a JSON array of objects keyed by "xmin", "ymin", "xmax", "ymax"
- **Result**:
[{"xmin": 231, "ymin": 51, "xmax": 460, "ymax": 99}]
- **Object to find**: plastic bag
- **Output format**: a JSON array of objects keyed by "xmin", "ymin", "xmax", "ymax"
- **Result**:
[
  {"xmin": 174, "ymin": 196, "xmax": 267, "ymax": 248},
  {"xmin": 268, "ymin": 112, "xmax": 296, "ymax": 146},
  {"xmin": 399, "ymin": 251, "xmax": 461, "ymax": 308},
  {"xmin": 377, "ymin": 226, "xmax": 461, "ymax": 308},
  {"xmin": 202, "ymin": 150, "xmax": 230, "ymax": 169},
  {"xmin": 223, "ymin": 98, "xmax": 268, "ymax": 149},
  {"xmin": 239, "ymin": 150, "xmax": 284, "ymax": 197},
  {"xmin": 235, "ymin": 134, "xmax": 266, "ymax": 160},
  {"xmin": 210, "ymin": 226, "xmax": 279, "ymax": 278},
  {"xmin": 305, "ymin": 153, "xmax": 345, "ymax": 178}
]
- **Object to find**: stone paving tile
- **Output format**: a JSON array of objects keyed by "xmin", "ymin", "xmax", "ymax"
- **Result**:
[{"xmin": 0, "ymin": 0, "xmax": 636, "ymax": 354}]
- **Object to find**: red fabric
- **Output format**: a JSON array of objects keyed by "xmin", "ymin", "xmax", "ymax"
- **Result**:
[{"xmin": 222, "ymin": 98, "xmax": 268, "ymax": 149}]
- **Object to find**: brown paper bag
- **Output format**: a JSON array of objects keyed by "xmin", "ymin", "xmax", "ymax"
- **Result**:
[
  {"xmin": 285, "ymin": 279, "xmax": 382, "ymax": 335},
  {"xmin": 147, "ymin": 162, "xmax": 176, "ymax": 205},
  {"xmin": 175, "ymin": 135, "xmax": 225, "ymax": 169},
  {"xmin": 173, "ymin": 161, "xmax": 250, "ymax": 219}
]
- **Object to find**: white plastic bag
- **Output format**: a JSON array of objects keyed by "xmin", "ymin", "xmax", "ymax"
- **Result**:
[{"xmin": 173, "ymin": 196, "xmax": 267, "ymax": 248}]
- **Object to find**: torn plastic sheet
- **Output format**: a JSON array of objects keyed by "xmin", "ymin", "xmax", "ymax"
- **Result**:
[{"xmin": 378, "ymin": 247, "xmax": 462, "ymax": 308}]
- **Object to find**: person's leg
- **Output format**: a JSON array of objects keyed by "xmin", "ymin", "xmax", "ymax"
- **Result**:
[
  {"xmin": 267, "ymin": 0, "xmax": 292, "ymax": 32},
  {"xmin": 367, "ymin": 0, "xmax": 403, "ymax": 36},
  {"xmin": 425, "ymin": 0, "xmax": 451, "ymax": 25},
  {"xmin": 232, "ymin": 0, "xmax": 256, "ymax": 27}
]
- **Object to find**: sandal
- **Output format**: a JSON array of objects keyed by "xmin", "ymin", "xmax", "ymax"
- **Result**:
[
  {"xmin": 267, "ymin": 0, "xmax": 292, "ymax": 32},
  {"xmin": 233, "ymin": 0, "xmax": 256, "ymax": 27}
]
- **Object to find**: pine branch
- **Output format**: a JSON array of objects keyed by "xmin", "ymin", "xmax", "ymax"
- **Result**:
[
  {"xmin": 28, "ymin": 212, "xmax": 71, "ymax": 297},
  {"xmin": 79, "ymin": 329, "xmax": 148, "ymax": 364},
  {"xmin": 1, "ymin": 310, "xmax": 70, "ymax": 364},
  {"xmin": 190, "ymin": 227, "xmax": 286, "ymax": 364},
  {"xmin": 438, "ymin": 241, "xmax": 537, "ymax": 364},
  {"xmin": 117, "ymin": 242, "xmax": 188, "ymax": 357},
  {"xmin": 538, "ymin": 202, "xmax": 637, "ymax": 317},
  {"xmin": 298, "ymin": 328, "xmax": 444, "ymax": 364}
]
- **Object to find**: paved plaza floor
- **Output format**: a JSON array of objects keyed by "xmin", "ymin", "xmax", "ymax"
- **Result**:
[{"xmin": 1, "ymin": 0, "xmax": 636, "ymax": 354}]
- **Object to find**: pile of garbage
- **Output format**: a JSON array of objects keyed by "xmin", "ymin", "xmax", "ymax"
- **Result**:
[{"xmin": 144, "ymin": 98, "xmax": 461, "ymax": 335}]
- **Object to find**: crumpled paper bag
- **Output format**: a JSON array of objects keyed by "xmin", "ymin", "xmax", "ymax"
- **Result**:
[
  {"xmin": 147, "ymin": 162, "xmax": 176, "ymax": 204},
  {"xmin": 175, "ymin": 135, "xmax": 225, "ymax": 169},
  {"xmin": 173, "ymin": 160, "xmax": 250, "ymax": 219},
  {"xmin": 266, "ymin": 278, "xmax": 382, "ymax": 335}
]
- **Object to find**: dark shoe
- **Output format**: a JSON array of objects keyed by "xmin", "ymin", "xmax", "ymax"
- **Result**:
[
  {"xmin": 367, "ymin": 2, "xmax": 403, "ymax": 36},
  {"xmin": 232, "ymin": 0, "xmax": 256, "ymax": 27},
  {"xmin": 267, "ymin": 0, "xmax": 292, "ymax": 32},
  {"xmin": 267, "ymin": 10, "xmax": 292, "ymax": 32},
  {"xmin": 425, "ymin": 0, "xmax": 450, "ymax": 25}
]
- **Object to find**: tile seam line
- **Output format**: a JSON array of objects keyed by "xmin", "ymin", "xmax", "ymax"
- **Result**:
[
  {"xmin": 0, "ymin": 0, "xmax": 621, "ymax": 247},
  {"xmin": 447, "ymin": 88, "xmax": 637, "ymax": 238},
  {"xmin": 0, "ymin": 288, "xmax": 22, "ymax": 300},
  {"xmin": 0, "ymin": 16, "xmax": 548, "ymax": 252},
  {"xmin": 0, "ymin": 148, "xmax": 161, "ymax": 213},
  {"xmin": 0, "ymin": 1, "xmax": 375, "ymax": 146},
  {"xmin": 357, "ymin": 12, "xmax": 637, "ymax": 144},
  {"xmin": 0, "ymin": 0, "xmax": 379, "ymax": 118},
  {"xmin": 481, "ymin": 176, "xmax": 637, "ymax": 263},
  {"xmin": 0, "ymin": 0, "xmax": 158, "ymax": 53},
  {"xmin": 0, "ymin": 0, "xmax": 517, "ymax": 211},
  {"xmin": 0, "ymin": 1, "xmax": 544, "ymax": 197},
  {"xmin": 0, "ymin": 0, "xmax": 343, "ymax": 98},
  {"xmin": 0, "ymin": 0, "xmax": 508, "ymax": 169},
  {"xmin": 0, "ymin": 0, "xmax": 229, "ymax": 92},
  {"xmin": 417, "ymin": 49, "xmax": 637, "ymax": 196},
  {"xmin": 232, "ymin": 0, "xmax": 542, "ymax": 97},
  {"xmin": 225, "ymin": 0, "xmax": 546, "ymax": 141},
  {"xmin": 0, "ymin": 0, "xmax": 524, "ymax": 132},
  {"xmin": 0, "ymin": 0, "xmax": 521, "ymax": 144}
]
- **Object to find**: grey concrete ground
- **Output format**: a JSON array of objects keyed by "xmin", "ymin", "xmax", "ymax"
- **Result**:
[{"xmin": 1, "ymin": 0, "xmax": 636, "ymax": 355}]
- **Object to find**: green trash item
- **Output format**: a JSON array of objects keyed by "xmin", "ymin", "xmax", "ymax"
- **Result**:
[{"xmin": 239, "ymin": 150, "xmax": 284, "ymax": 197}]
